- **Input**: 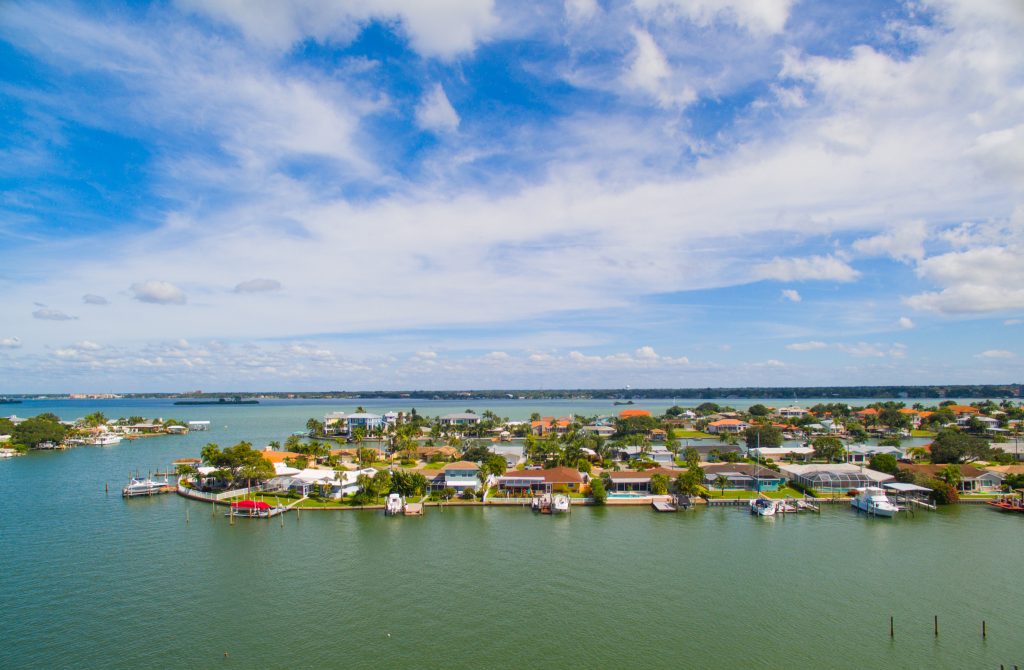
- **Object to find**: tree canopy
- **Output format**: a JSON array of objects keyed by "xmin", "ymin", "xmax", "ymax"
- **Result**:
[
  {"xmin": 744, "ymin": 425, "xmax": 783, "ymax": 449},
  {"xmin": 930, "ymin": 430, "xmax": 992, "ymax": 464},
  {"xmin": 13, "ymin": 415, "xmax": 67, "ymax": 448}
]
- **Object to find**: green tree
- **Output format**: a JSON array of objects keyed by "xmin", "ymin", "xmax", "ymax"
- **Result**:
[
  {"xmin": 82, "ymin": 411, "xmax": 108, "ymax": 428},
  {"xmin": 744, "ymin": 425, "xmax": 783, "ymax": 449},
  {"xmin": 748, "ymin": 404, "xmax": 770, "ymax": 417},
  {"xmin": 938, "ymin": 464, "xmax": 962, "ymax": 488},
  {"xmin": 0, "ymin": 417, "xmax": 16, "ymax": 435},
  {"xmin": 13, "ymin": 415, "xmax": 67, "ymax": 448},
  {"xmin": 683, "ymin": 447, "xmax": 700, "ymax": 468},
  {"xmin": 868, "ymin": 453, "xmax": 899, "ymax": 475},
  {"xmin": 590, "ymin": 476, "xmax": 607, "ymax": 505},
  {"xmin": 306, "ymin": 418, "xmax": 324, "ymax": 436},
  {"xmin": 930, "ymin": 429, "xmax": 992, "ymax": 464},
  {"xmin": 650, "ymin": 473, "xmax": 669, "ymax": 495},
  {"xmin": 713, "ymin": 474, "xmax": 730, "ymax": 497},
  {"xmin": 812, "ymin": 436, "xmax": 845, "ymax": 463},
  {"xmin": 674, "ymin": 466, "xmax": 705, "ymax": 496}
]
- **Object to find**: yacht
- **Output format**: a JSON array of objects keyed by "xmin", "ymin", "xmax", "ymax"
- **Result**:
[
  {"xmin": 384, "ymin": 493, "xmax": 404, "ymax": 516},
  {"xmin": 122, "ymin": 477, "xmax": 167, "ymax": 497},
  {"xmin": 90, "ymin": 434, "xmax": 123, "ymax": 446},
  {"xmin": 851, "ymin": 486, "xmax": 899, "ymax": 517},
  {"xmin": 551, "ymin": 494, "xmax": 570, "ymax": 513},
  {"xmin": 749, "ymin": 498, "xmax": 777, "ymax": 516}
]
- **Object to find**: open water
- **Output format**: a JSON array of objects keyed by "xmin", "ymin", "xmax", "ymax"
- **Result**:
[{"xmin": 2, "ymin": 398, "xmax": 1021, "ymax": 669}]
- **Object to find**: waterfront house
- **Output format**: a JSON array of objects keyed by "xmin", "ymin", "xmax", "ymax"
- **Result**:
[
  {"xmin": 777, "ymin": 406, "xmax": 811, "ymax": 419},
  {"xmin": 497, "ymin": 466, "xmax": 586, "ymax": 495},
  {"xmin": 684, "ymin": 444, "xmax": 744, "ymax": 462},
  {"xmin": 416, "ymin": 445, "xmax": 459, "ymax": 461},
  {"xmin": 748, "ymin": 445, "xmax": 814, "ymax": 461},
  {"xmin": 613, "ymin": 444, "xmax": 674, "ymax": 465},
  {"xmin": 706, "ymin": 418, "xmax": 749, "ymax": 434},
  {"xmin": 897, "ymin": 463, "xmax": 1004, "ymax": 493},
  {"xmin": 429, "ymin": 461, "xmax": 484, "ymax": 493},
  {"xmin": 581, "ymin": 424, "xmax": 616, "ymax": 437},
  {"xmin": 324, "ymin": 411, "xmax": 348, "ymax": 435},
  {"xmin": 988, "ymin": 441, "xmax": 1024, "ymax": 461},
  {"xmin": 439, "ymin": 412, "xmax": 481, "ymax": 427},
  {"xmin": 778, "ymin": 463, "xmax": 893, "ymax": 493},
  {"xmin": 844, "ymin": 444, "xmax": 904, "ymax": 464},
  {"xmin": 347, "ymin": 412, "xmax": 384, "ymax": 433},
  {"xmin": 606, "ymin": 468, "xmax": 680, "ymax": 492},
  {"xmin": 703, "ymin": 463, "xmax": 785, "ymax": 491}
]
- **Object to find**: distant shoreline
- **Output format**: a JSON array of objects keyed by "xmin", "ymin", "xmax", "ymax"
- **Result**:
[{"xmin": 3, "ymin": 384, "xmax": 1020, "ymax": 401}]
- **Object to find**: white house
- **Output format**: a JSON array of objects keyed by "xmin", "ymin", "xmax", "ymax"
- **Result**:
[{"xmin": 439, "ymin": 412, "xmax": 482, "ymax": 426}]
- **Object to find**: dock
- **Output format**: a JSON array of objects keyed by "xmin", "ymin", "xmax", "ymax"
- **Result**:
[
  {"xmin": 403, "ymin": 502, "xmax": 424, "ymax": 516},
  {"xmin": 651, "ymin": 501, "xmax": 678, "ymax": 512}
]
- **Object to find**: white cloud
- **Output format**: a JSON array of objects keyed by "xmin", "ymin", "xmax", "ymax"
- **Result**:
[
  {"xmin": 897, "ymin": 316, "xmax": 914, "ymax": 329},
  {"xmin": 0, "ymin": 337, "xmax": 22, "ymax": 349},
  {"xmin": 753, "ymin": 359, "xmax": 785, "ymax": 368},
  {"xmin": 977, "ymin": 349, "xmax": 1016, "ymax": 359},
  {"xmin": 130, "ymin": 281, "xmax": 187, "ymax": 305},
  {"xmin": 82, "ymin": 294, "xmax": 108, "ymax": 305},
  {"xmin": 786, "ymin": 341, "xmax": 826, "ymax": 351},
  {"xmin": 565, "ymin": 0, "xmax": 599, "ymax": 23},
  {"xmin": 32, "ymin": 308, "xmax": 77, "ymax": 321},
  {"xmin": 1006, "ymin": 319, "xmax": 1023, "ymax": 326},
  {"xmin": 852, "ymin": 220, "xmax": 927, "ymax": 262},
  {"xmin": 176, "ymin": 0, "xmax": 498, "ymax": 59},
  {"xmin": 633, "ymin": 0, "xmax": 794, "ymax": 35},
  {"xmin": 755, "ymin": 255, "xmax": 860, "ymax": 282},
  {"xmin": 835, "ymin": 342, "xmax": 907, "ymax": 358},
  {"xmin": 234, "ymin": 278, "xmax": 282, "ymax": 294},
  {"xmin": 415, "ymin": 83, "xmax": 460, "ymax": 134},
  {"xmin": 75, "ymin": 340, "xmax": 102, "ymax": 351},
  {"xmin": 905, "ymin": 245, "xmax": 1024, "ymax": 314},
  {"xmin": 781, "ymin": 289, "xmax": 801, "ymax": 302},
  {"xmin": 623, "ymin": 28, "xmax": 695, "ymax": 108}
]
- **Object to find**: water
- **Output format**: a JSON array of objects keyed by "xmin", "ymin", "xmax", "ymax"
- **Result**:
[{"xmin": 2, "ymin": 399, "xmax": 1021, "ymax": 668}]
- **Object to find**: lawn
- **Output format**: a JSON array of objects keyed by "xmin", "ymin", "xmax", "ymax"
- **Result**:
[
  {"xmin": 763, "ymin": 487, "xmax": 812, "ymax": 499},
  {"xmin": 673, "ymin": 429, "xmax": 715, "ymax": 439},
  {"xmin": 911, "ymin": 429, "xmax": 937, "ymax": 437},
  {"xmin": 704, "ymin": 490, "xmax": 759, "ymax": 499}
]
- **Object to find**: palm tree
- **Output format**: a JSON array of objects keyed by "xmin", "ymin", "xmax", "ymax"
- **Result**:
[{"xmin": 714, "ymin": 474, "xmax": 730, "ymax": 498}]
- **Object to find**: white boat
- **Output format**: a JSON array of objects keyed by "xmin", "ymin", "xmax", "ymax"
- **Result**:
[
  {"xmin": 750, "ymin": 498, "xmax": 777, "ymax": 516},
  {"xmin": 122, "ymin": 477, "xmax": 167, "ymax": 497},
  {"xmin": 551, "ymin": 494, "xmax": 570, "ymax": 513},
  {"xmin": 90, "ymin": 434, "xmax": 123, "ymax": 446},
  {"xmin": 851, "ymin": 486, "xmax": 899, "ymax": 517},
  {"xmin": 384, "ymin": 492, "xmax": 405, "ymax": 516}
]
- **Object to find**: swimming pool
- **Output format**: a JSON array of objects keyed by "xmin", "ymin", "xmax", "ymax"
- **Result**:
[{"xmin": 607, "ymin": 492, "xmax": 653, "ymax": 499}]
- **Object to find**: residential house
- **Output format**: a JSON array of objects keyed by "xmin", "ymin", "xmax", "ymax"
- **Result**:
[
  {"xmin": 427, "ymin": 461, "xmax": 484, "ymax": 493},
  {"xmin": 581, "ymin": 424, "xmax": 615, "ymax": 437},
  {"xmin": 440, "ymin": 412, "xmax": 482, "ymax": 427},
  {"xmin": 706, "ymin": 418, "xmax": 749, "ymax": 434},
  {"xmin": 748, "ymin": 445, "xmax": 814, "ymax": 461},
  {"xmin": 778, "ymin": 463, "xmax": 893, "ymax": 493},
  {"xmin": 496, "ymin": 466, "xmax": 587, "ymax": 495},
  {"xmin": 777, "ymin": 406, "xmax": 811, "ymax": 419},
  {"xmin": 845, "ymin": 444, "xmax": 904, "ymax": 464},
  {"xmin": 347, "ymin": 412, "xmax": 384, "ymax": 433},
  {"xmin": 898, "ymin": 463, "xmax": 1004, "ymax": 492},
  {"xmin": 618, "ymin": 409, "xmax": 652, "ymax": 419},
  {"xmin": 703, "ymin": 463, "xmax": 785, "ymax": 491},
  {"xmin": 606, "ymin": 468, "xmax": 680, "ymax": 493},
  {"xmin": 324, "ymin": 411, "xmax": 348, "ymax": 435}
]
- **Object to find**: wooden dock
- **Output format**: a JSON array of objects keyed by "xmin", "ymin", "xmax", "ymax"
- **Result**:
[
  {"xmin": 403, "ymin": 502, "xmax": 424, "ymax": 515},
  {"xmin": 651, "ymin": 501, "xmax": 678, "ymax": 512}
]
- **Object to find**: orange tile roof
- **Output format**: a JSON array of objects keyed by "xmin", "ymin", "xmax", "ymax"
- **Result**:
[
  {"xmin": 261, "ymin": 450, "xmax": 302, "ymax": 463},
  {"xmin": 709, "ymin": 418, "xmax": 746, "ymax": 426},
  {"xmin": 618, "ymin": 409, "xmax": 652, "ymax": 418}
]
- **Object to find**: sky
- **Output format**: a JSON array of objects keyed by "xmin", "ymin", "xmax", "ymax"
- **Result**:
[{"xmin": 1, "ymin": 0, "xmax": 1023, "ymax": 393}]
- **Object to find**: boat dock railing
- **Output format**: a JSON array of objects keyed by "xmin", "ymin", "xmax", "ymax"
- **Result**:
[{"xmin": 176, "ymin": 481, "xmax": 266, "ymax": 502}]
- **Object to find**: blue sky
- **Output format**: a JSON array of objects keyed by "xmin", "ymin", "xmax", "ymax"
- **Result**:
[{"xmin": 1, "ymin": 0, "xmax": 1022, "ymax": 392}]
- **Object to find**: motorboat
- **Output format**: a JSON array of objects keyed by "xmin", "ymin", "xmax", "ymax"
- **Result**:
[
  {"xmin": 551, "ymin": 494, "xmax": 570, "ymax": 513},
  {"xmin": 122, "ymin": 477, "xmax": 167, "ymax": 497},
  {"xmin": 228, "ymin": 499, "xmax": 275, "ymax": 518},
  {"xmin": 90, "ymin": 434, "xmax": 123, "ymax": 446},
  {"xmin": 851, "ymin": 487, "xmax": 899, "ymax": 517},
  {"xmin": 749, "ymin": 498, "xmax": 776, "ymax": 516},
  {"xmin": 384, "ymin": 492, "xmax": 405, "ymax": 516}
]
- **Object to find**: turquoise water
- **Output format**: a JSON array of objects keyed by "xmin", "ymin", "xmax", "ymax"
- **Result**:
[{"xmin": 2, "ymin": 399, "xmax": 1021, "ymax": 668}]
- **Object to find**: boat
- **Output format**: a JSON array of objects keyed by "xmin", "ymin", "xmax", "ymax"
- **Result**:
[
  {"xmin": 89, "ymin": 434, "xmax": 123, "ymax": 446},
  {"xmin": 228, "ymin": 499, "xmax": 274, "ymax": 518},
  {"xmin": 750, "ymin": 498, "xmax": 777, "ymax": 516},
  {"xmin": 551, "ymin": 494, "xmax": 570, "ymax": 513},
  {"xmin": 122, "ymin": 477, "xmax": 169, "ymax": 497},
  {"xmin": 0, "ymin": 398, "xmax": 21, "ymax": 404},
  {"xmin": 384, "ymin": 492, "xmax": 405, "ymax": 516},
  {"xmin": 851, "ymin": 486, "xmax": 899, "ymax": 517},
  {"xmin": 531, "ymin": 493, "xmax": 552, "ymax": 513},
  {"xmin": 987, "ymin": 490, "xmax": 1024, "ymax": 513},
  {"xmin": 174, "ymin": 397, "xmax": 259, "ymax": 406}
]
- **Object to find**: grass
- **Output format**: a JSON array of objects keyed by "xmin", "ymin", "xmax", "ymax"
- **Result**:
[
  {"xmin": 763, "ymin": 486, "xmax": 812, "ymax": 499},
  {"xmin": 673, "ymin": 429, "xmax": 715, "ymax": 439},
  {"xmin": 422, "ymin": 462, "xmax": 446, "ymax": 470},
  {"xmin": 911, "ymin": 429, "xmax": 938, "ymax": 437},
  {"xmin": 704, "ymin": 490, "xmax": 759, "ymax": 499}
]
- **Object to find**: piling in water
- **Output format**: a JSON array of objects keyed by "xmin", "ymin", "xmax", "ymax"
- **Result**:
[
  {"xmin": 889, "ymin": 616, "xmax": 893, "ymax": 638},
  {"xmin": 934, "ymin": 615, "xmax": 938, "ymax": 636}
]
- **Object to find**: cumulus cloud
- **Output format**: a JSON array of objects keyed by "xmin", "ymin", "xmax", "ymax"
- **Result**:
[
  {"xmin": 1006, "ymin": 319, "xmax": 1023, "ymax": 326},
  {"xmin": 898, "ymin": 316, "xmax": 914, "ymax": 329},
  {"xmin": 786, "ymin": 341, "xmax": 826, "ymax": 351},
  {"xmin": 623, "ymin": 28, "xmax": 695, "ymax": 108},
  {"xmin": 836, "ymin": 342, "xmax": 906, "ymax": 358},
  {"xmin": 33, "ymin": 308, "xmax": 77, "ymax": 321},
  {"xmin": 75, "ymin": 340, "xmax": 102, "ymax": 351},
  {"xmin": 0, "ymin": 337, "xmax": 22, "ymax": 349},
  {"xmin": 415, "ymin": 83, "xmax": 460, "ymax": 134},
  {"xmin": 233, "ymin": 278, "xmax": 282, "ymax": 294},
  {"xmin": 82, "ymin": 294, "xmax": 108, "ymax": 305},
  {"xmin": 852, "ymin": 220, "xmax": 927, "ymax": 262},
  {"xmin": 905, "ymin": 245, "xmax": 1024, "ymax": 314},
  {"xmin": 130, "ymin": 281, "xmax": 187, "ymax": 305},
  {"xmin": 781, "ymin": 289, "xmax": 801, "ymax": 302},
  {"xmin": 755, "ymin": 255, "xmax": 860, "ymax": 282},
  {"xmin": 977, "ymin": 349, "xmax": 1016, "ymax": 359},
  {"xmin": 634, "ymin": 0, "xmax": 794, "ymax": 35}
]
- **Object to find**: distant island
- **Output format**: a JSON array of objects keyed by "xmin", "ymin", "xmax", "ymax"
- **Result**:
[{"xmin": 173, "ymin": 397, "xmax": 259, "ymax": 406}]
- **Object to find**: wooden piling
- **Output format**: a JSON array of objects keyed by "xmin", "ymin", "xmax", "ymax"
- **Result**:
[
  {"xmin": 982, "ymin": 620, "xmax": 986, "ymax": 639},
  {"xmin": 889, "ymin": 616, "xmax": 893, "ymax": 638},
  {"xmin": 933, "ymin": 615, "xmax": 938, "ymax": 636}
]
